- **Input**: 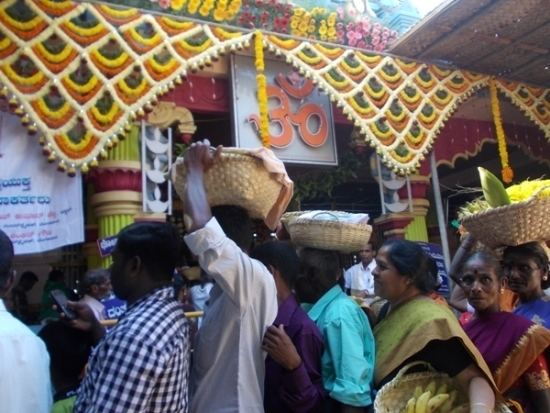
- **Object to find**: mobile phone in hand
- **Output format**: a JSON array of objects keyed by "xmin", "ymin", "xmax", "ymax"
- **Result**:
[{"xmin": 50, "ymin": 289, "xmax": 76, "ymax": 320}]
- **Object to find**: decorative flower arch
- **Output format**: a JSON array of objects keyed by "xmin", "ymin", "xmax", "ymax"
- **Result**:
[{"xmin": 0, "ymin": 0, "xmax": 548, "ymax": 174}]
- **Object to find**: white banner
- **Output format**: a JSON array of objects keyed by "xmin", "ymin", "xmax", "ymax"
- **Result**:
[{"xmin": 0, "ymin": 113, "xmax": 84, "ymax": 255}]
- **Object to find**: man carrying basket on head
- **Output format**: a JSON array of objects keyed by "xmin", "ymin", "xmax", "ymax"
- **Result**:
[
  {"xmin": 285, "ymin": 211, "xmax": 376, "ymax": 412},
  {"xmin": 173, "ymin": 139, "xmax": 294, "ymax": 413}
]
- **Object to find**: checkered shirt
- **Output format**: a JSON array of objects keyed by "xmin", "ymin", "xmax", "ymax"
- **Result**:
[{"xmin": 74, "ymin": 286, "xmax": 190, "ymax": 413}]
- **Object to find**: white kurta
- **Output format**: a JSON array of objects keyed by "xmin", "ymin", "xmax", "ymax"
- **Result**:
[
  {"xmin": 185, "ymin": 218, "xmax": 278, "ymax": 413},
  {"xmin": 0, "ymin": 299, "xmax": 52, "ymax": 413}
]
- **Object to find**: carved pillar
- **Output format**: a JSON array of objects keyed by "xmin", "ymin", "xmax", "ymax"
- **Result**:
[
  {"xmin": 89, "ymin": 126, "xmax": 142, "ymax": 267},
  {"xmin": 138, "ymin": 102, "xmax": 196, "ymax": 223},
  {"xmin": 82, "ymin": 183, "xmax": 101, "ymax": 269},
  {"xmin": 398, "ymin": 175, "xmax": 431, "ymax": 242},
  {"xmin": 374, "ymin": 213, "xmax": 414, "ymax": 240}
]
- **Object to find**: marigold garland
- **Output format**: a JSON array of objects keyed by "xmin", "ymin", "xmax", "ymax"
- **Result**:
[
  {"xmin": 63, "ymin": 74, "xmax": 99, "ymax": 95},
  {"xmin": 3, "ymin": 64, "xmax": 45, "ymax": 86},
  {"xmin": 0, "ymin": 0, "xmax": 547, "ymax": 176},
  {"xmin": 489, "ymin": 79, "xmax": 514, "ymax": 183},
  {"xmin": 254, "ymin": 30, "xmax": 269, "ymax": 147}
]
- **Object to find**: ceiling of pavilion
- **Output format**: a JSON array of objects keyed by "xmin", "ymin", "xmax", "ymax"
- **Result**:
[{"xmin": 389, "ymin": 0, "xmax": 550, "ymax": 88}]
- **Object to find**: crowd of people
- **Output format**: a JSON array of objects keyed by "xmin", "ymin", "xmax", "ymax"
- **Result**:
[{"xmin": 1, "ymin": 140, "xmax": 549, "ymax": 413}]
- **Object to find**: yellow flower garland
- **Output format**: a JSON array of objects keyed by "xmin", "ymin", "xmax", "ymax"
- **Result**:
[
  {"xmin": 64, "ymin": 20, "xmax": 105, "ymax": 37},
  {"xmin": 63, "ymin": 74, "xmax": 99, "ymax": 95},
  {"xmin": 0, "ymin": 9, "xmax": 43, "ymax": 31},
  {"xmin": 98, "ymin": 4, "xmax": 138, "ymax": 18},
  {"xmin": 36, "ymin": 99, "xmax": 71, "ymax": 120},
  {"xmin": 489, "ymin": 79, "xmax": 513, "ymax": 183},
  {"xmin": 35, "ymin": 42, "xmax": 74, "ymax": 64},
  {"xmin": 127, "ymin": 27, "xmax": 162, "ymax": 47},
  {"xmin": 176, "ymin": 38, "xmax": 212, "ymax": 53},
  {"xmin": 118, "ymin": 77, "xmax": 147, "ymax": 97},
  {"xmin": 91, "ymin": 103, "xmax": 119, "ymax": 124},
  {"xmin": 254, "ymin": 31, "xmax": 269, "ymax": 147},
  {"xmin": 3, "ymin": 64, "xmax": 45, "ymax": 86},
  {"xmin": 0, "ymin": 36, "xmax": 12, "ymax": 50},
  {"xmin": 147, "ymin": 56, "xmax": 178, "ymax": 73},
  {"xmin": 91, "ymin": 49, "xmax": 129, "ymax": 69},
  {"xmin": 297, "ymin": 50, "xmax": 322, "ymax": 65}
]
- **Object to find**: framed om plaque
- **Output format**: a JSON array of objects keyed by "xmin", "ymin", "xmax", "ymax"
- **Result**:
[{"xmin": 230, "ymin": 54, "xmax": 338, "ymax": 166}]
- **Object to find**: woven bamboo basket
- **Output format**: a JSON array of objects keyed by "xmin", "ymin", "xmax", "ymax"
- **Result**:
[
  {"xmin": 287, "ymin": 211, "xmax": 372, "ymax": 253},
  {"xmin": 462, "ymin": 188, "xmax": 550, "ymax": 248},
  {"xmin": 172, "ymin": 148, "xmax": 283, "ymax": 220},
  {"xmin": 374, "ymin": 362, "xmax": 512, "ymax": 413},
  {"xmin": 280, "ymin": 211, "xmax": 306, "ymax": 231}
]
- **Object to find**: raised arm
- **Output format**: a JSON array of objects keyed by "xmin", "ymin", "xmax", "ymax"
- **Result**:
[
  {"xmin": 180, "ymin": 140, "xmax": 221, "ymax": 232},
  {"xmin": 180, "ymin": 140, "xmax": 276, "ymax": 308}
]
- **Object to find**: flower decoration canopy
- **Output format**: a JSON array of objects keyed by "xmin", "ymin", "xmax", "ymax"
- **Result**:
[
  {"xmin": 0, "ymin": 0, "xmax": 548, "ymax": 175},
  {"xmin": 92, "ymin": 0, "xmax": 400, "ymax": 51}
]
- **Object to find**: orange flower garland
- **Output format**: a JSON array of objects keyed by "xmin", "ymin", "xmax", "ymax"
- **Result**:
[
  {"xmin": 254, "ymin": 30, "xmax": 269, "ymax": 147},
  {"xmin": 489, "ymin": 79, "xmax": 514, "ymax": 183}
]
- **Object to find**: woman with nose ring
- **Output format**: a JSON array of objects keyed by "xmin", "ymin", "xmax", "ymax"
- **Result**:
[
  {"xmin": 372, "ymin": 240, "xmax": 496, "ymax": 413},
  {"xmin": 462, "ymin": 251, "xmax": 550, "ymax": 413},
  {"xmin": 502, "ymin": 242, "xmax": 550, "ymax": 328}
]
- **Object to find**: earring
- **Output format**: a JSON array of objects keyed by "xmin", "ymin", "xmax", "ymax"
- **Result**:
[
  {"xmin": 500, "ymin": 288, "xmax": 504, "ymax": 294},
  {"xmin": 543, "ymin": 276, "xmax": 548, "ymax": 281}
]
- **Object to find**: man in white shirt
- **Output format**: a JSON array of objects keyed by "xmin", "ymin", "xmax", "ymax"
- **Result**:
[
  {"xmin": 344, "ymin": 243, "xmax": 376, "ymax": 297},
  {"xmin": 0, "ymin": 229, "xmax": 52, "ymax": 413},
  {"xmin": 180, "ymin": 141, "xmax": 278, "ymax": 413},
  {"xmin": 79, "ymin": 268, "xmax": 111, "ymax": 321}
]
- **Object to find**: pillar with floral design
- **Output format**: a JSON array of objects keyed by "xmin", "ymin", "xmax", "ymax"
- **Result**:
[
  {"xmin": 89, "ymin": 125, "xmax": 142, "ymax": 268},
  {"xmin": 400, "ymin": 174, "xmax": 430, "ymax": 242}
]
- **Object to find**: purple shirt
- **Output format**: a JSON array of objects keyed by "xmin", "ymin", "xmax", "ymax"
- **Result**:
[{"xmin": 264, "ymin": 294, "xmax": 325, "ymax": 413}]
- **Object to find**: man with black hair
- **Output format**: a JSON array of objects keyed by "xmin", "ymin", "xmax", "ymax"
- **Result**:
[
  {"xmin": 39, "ymin": 321, "xmax": 92, "ymax": 413},
  {"xmin": 0, "ymin": 229, "xmax": 52, "ymax": 412},
  {"xmin": 251, "ymin": 240, "xmax": 325, "ymax": 413},
  {"xmin": 70, "ymin": 221, "xmax": 190, "ymax": 413},
  {"xmin": 181, "ymin": 140, "xmax": 278, "ymax": 413},
  {"xmin": 297, "ymin": 248, "xmax": 375, "ymax": 413},
  {"xmin": 11, "ymin": 270, "xmax": 38, "ymax": 323},
  {"xmin": 344, "ymin": 243, "xmax": 376, "ymax": 298}
]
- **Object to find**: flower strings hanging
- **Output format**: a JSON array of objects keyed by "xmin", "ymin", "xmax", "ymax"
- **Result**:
[
  {"xmin": 254, "ymin": 30, "xmax": 270, "ymax": 147},
  {"xmin": 489, "ymin": 79, "xmax": 513, "ymax": 183}
]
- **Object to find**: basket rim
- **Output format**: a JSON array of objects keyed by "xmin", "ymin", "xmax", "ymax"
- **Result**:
[
  {"xmin": 461, "ymin": 195, "xmax": 550, "ymax": 224},
  {"xmin": 290, "ymin": 219, "xmax": 372, "ymax": 230}
]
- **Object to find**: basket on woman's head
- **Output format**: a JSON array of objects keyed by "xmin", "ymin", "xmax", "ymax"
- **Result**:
[
  {"xmin": 171, "ymin": 146, "xmax": 293, "ymax": 230},
  {"xmin": 462, "ymin": 185, "xmax": 550, "ymax": 249}
]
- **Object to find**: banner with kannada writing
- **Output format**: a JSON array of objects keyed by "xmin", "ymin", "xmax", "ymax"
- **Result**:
[{"xmin": 0, "ymin": 113, "xmax": 84, "ymax": 254}]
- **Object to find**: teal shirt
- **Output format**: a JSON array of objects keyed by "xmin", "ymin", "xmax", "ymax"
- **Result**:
[{"xmin": 305, "ymin": 285, "xmax": 375, "ymax": 407}]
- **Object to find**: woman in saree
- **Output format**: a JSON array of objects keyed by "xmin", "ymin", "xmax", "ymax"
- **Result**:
[
  {"xmin": 461, "ymin": 251, "xmax": 550, "ymax": 413},
  {"xmin": 502, "ymin": 242, "xmax": 550, "ymax": 328},
  {"xmin": 372, "ymin": 239, "xmax": 496, "ymax": 413}
]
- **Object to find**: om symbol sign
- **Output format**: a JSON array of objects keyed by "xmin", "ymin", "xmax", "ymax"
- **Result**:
[{"xmin": 248, "ymin": 72, "xmax": 329, "ymax": 148}]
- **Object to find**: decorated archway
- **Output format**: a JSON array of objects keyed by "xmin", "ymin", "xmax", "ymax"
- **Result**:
[{"xmin": 0, "ymin": 0, "xmax": 548, "ymax": 175}]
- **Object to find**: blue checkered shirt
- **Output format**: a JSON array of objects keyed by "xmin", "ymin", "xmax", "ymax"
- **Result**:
[{"xmin": 74, "ymin": 286, "xmax": 190, "ymax": 413}]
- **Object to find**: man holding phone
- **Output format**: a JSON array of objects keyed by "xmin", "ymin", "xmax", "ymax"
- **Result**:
[
  {"xmin": 68, "ymin": 222, "xmax": 190, "ymax": 413},
  {"xmin": 0, "ymin": 229, "xmax": 52, "ymax": 413}
]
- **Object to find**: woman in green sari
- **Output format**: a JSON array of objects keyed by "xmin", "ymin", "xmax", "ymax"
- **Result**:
[{"xmin": 372, "ymin": 239, "xmax": 496, "ymax": 413}]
